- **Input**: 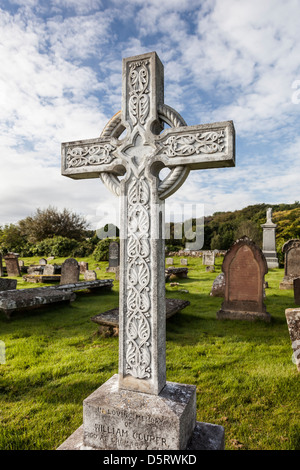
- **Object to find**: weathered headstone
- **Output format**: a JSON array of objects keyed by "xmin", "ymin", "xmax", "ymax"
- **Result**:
[
  {"xmin": 285, "ymin": 308, "xmax": 300, "ymax": 371},
  {"xmin": 4, "ymin": 253, "xmax": 21, "ymax": 277},
  {"xmin": 84, "ymin": 270, "xmax": 97, "ymax": 281},
  {"xmin": 39, "ymin": 258, "xmax": 47, "ymax": 265},
  {"xmin": 58, "ymin": 51, "xmax": 235, "ymax": 451},
  {"xmin": 43, "ymin": 264, "xmax": 56, "ymax": 276},
  {"xmin": 180, "ymin": 258, "xmax": 188, "ymax": 265},
  {"xmin": 210, "ymin": 273, "xmax": 225, "ymax": 297},
  {"xmin": 106, "ymin": 242, "xmax": 120, "ymax": 273},
  {"xmin": 79, "ymin": 261, "xmax": 89, "ymax": 273},
  {"xmin": 280, "ymin": 239, "xmax": 300, "ymax": 290},
  {"xmin": 60, "ymin": 258, "xmax": 80, "ymax": 285},
  {"xmin": 261, "ymin": 207, "xmax": 279, "ymax": 268},
  {"xmin": 217, "ymin": 236, "xmax": 271, "ymax": 322},
  {"xmin": 166, "ymin": 257, "xmax": 174, "ymax": 265},
  {"xmin": 202, "ymin": 251, "xmax": 215, "ymax": 266}
]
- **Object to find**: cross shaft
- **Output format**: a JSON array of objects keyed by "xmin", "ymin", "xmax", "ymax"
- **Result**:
[{"xmin": 61, "ymin": 51, "xmax": 235, "ymax": 395}]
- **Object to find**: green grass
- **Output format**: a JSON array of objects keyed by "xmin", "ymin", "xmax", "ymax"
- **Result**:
[{"xmin": 0, "ymin": 256, "xmax": 299, "ymax": 450}]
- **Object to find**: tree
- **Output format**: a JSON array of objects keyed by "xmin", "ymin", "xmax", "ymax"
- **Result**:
[
  {"xmin": 234, "ymin": 220, "xmax": 262, "ymax": 247},
  {"xmin": 0, "ymin": 224, "xmax": 26, "ymax": 254},
  {"xmin": 18, "ymin": 206, "xmax": 89, "ymax": 243}
]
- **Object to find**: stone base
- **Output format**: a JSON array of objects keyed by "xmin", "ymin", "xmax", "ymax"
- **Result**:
[
  {"xmin": 57, "ymin": 374, "xmax": 224, "ymax": 451},
  {"xmin": 265, "ymin": 259, "xmax": 279, "ymax": 269},
  {"xmin": 217, "ymin": 309, "xmax": 271, "ymax": 322}
]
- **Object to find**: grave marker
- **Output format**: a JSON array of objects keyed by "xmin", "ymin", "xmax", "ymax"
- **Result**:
[
  {"xmin": 202, "ymin": 251, "xmax": 215, "ymax": 266},
  {"xmin": 4, "ymin": 254, "xmax": 21, "ymax": 277},
  {"xmin": 261, "ymin": 207, "xmax": 279, "ymax": 268},
  {"xmin": 60, "ymin": 258, "xmax": 80, "ymax": 285},
  {"xmin": 280, "ymin": 239, "xmax": 300, "ymax": 289},
  {"xmin": 59, "ymin": 51, "xmax": 235, "ymax": 450},
  {"xmin": 106, "ymin": 241, "xmax": 120, "ymax": 273},
  {"xmin": 217, "ymin": 236, "xmax": 270, "ymax": 322}
]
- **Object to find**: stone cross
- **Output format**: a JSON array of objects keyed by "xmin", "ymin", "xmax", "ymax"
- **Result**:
[{"xmin": 62, "ymin": 52, "xmax": 235, "ymax": 396}]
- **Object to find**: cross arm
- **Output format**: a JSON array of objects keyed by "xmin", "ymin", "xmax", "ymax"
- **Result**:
[
  {"xmin": 154, "ymin": 120, "xmax": 235, "ymax": 170},
  {"xmin": 61, "ymin": 136, "xmax": 124, "ymax": 179}
]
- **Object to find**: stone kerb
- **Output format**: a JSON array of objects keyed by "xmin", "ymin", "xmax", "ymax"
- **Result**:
[{"xmin": 217, "ymin": 236, "xmax": 271, "ymax": 322}]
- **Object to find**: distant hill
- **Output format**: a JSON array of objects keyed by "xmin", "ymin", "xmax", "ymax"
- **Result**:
[{"xmin": 166, "ymin": 202, "xmax": 300, "ymax": 264}]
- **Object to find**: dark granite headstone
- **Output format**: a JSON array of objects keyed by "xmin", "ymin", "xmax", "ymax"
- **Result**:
[
  {"xmin": 60, "ymin": 258, "xmax": 80, "ymax": 285},
  {"xmin": 106, "ymin": 242, "xmax": 120, "ymax": 273},
  {"xmin": 217, "ymin": 236, "xmax": 270, "ymax": 322}
]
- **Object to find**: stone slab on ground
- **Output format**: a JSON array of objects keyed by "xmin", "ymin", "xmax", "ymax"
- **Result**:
[
  {"xmin": 91, "ymin": 298, "xmax": 190, "ymax": 337},
  {"xmin": 55, "ymin": 279, "xmax": 113, "ymax": 293},
  {"xmin": 0, "ymin": 287, "xmax": 76, "ymax": 319},
  {"xmin": 57, "ymin": 374, "xmax": 224, "ymax": 451},
  {"xmin": 165, "ymin": 267, "xmax": 188, "ymax": 281}
]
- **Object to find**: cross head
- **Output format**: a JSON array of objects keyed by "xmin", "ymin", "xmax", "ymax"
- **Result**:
[{"xmin": 61, "ymin": 51, "xmax": 235, "ymax": 396}]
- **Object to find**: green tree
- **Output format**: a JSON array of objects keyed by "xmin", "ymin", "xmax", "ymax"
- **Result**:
[{"xmin": 18, "ymin": 206, "xmax": 89, "ymax": 243}]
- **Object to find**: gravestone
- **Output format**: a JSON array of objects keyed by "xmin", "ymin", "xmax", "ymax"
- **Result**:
[
  {"xmin": 43, "ymin": 264, "xmax": 56, "ymax": 276},
  {"xmin": 60, "ymin": 258, "xmax": 80, "ymax": 285},
  {"xmin": 261, "ymin": 207, "xmax": 279, "ymax": 268},
  {"xmin": 39, "ymin": 258, "xmax": 47, "ymax": 265},
  {"xmin": 280, "ymin": 239, "xmax": 300, "ymax": 289},
  {"xmin": 202, "ymin": 251, "xmax": 215, "ymax": 266},
  {"xmin": 217, "ymin": 236, "xmax": 270, "ymax": 322},
  {"xmin": 106, "ymin": 242, "xmax": 120, "ymax": 273},
  {"xmin": 180, "ymin": 258, "xmax": 188, "ymax": 265},
  {"xmin": 285, "ymin": 308, "xmax": 300, "ymax": 371},
  {"xmin": 79, "ymin": 261, "xmax": 89, "ymax": 273},
  {"xmin": 210, "ymin": 273, "xmax": 225, "ymax": 297},
  {"xmin": 294, "ymin": 278, "xmax": 300, "ymax": 305},
  {"xmin": 166, "ymin": 258, "xmax": 174, "ymax": 265},
  {"xmin": 0, "ymin": 254, "xmax": 3, "ymax": 277},
  {"xmin": 58, "ymin": 51, "xmax": 235, "ymax": 451},
  {"xmin": 84, "ymin": 270, "xmax": 97, "ymax": 281},
  {"xmin": 4, "ymin": 253, "xmax": 21, "ymax": 277}
]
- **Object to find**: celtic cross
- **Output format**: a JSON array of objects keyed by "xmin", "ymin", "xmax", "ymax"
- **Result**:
[{"xmin": 62, "ymin": 52, "xmax": 235, "ymax": 396}]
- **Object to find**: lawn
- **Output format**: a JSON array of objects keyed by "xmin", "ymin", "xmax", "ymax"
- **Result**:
[{"xmin": 0, "ymin": 255, "xmax": 299, "ymax": 450}]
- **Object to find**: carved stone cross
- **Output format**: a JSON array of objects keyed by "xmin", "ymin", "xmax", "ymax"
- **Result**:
[{"xmin": 62, "ymin": 52, "xmax": 235, "ymax": 396}]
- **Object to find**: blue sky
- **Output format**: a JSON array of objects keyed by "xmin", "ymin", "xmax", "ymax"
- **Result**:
[{"xmin": 1, "ymin": 0, "xmax": 300, "ymax": 230}]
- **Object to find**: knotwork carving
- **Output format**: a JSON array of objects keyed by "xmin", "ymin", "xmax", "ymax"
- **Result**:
[{"xmin": 99, "ymin": 104, "xmax": 189, "ymax": 199}]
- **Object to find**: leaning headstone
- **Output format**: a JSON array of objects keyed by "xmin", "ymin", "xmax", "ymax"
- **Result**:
[
  {"xmin": 0, "ymin": 278, "xmax": 17, "ymax": 291},
  {"xmin": 39, "ymin": 258, "xmax": 47, "ymax": 265},
  {"xmin": 84, "ymin": 270, "xmax": 97, "ymax": 281},
  {"xmin": 217, "ymin": 236, "xmax": 271, "ymax": 322},
  {"xmin": 280, "ymin": 239, "xmax": 300, "ymax": 290},
  {"xmin": 60, "ymin": 258, "xmax": 80, "ymax": 285},
  {"xmin": 261, "ymin": 207, "xmax": 279, "ymax": 268},
  {"xmin": 202, "ymin": 251, "xmax": 215, "ymax": 266},
  {"xmin": 4, "ymin": 254, "xmax": 21, "ymax": 277},
  {"xmin": 106, "ymin": 241, "xmax": 120, "ymax": 273},
  {"xmin": 166, "ymin": 257, "xmax": 174, "ymax": 265},
  {"xmin": 210, "ymin": 273, "xmax": 225, "ymax": 297},
  {"xmin": 285, "ymin": 308, "xmax": 300, "ymax": 371},
  {"xmin": 58, "ymin": 51, "xmax": 235, "ymax": 451}
]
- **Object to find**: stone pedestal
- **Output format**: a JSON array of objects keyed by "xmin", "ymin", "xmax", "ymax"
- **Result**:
[{"xmin": 57, "ymin": 374, "xmax": 224, "ymax": 451}]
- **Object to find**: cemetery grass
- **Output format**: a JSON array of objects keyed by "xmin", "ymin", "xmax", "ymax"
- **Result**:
[{"xmin": 0, "ymin": 257, "xmax": 299, "ymax": 450}]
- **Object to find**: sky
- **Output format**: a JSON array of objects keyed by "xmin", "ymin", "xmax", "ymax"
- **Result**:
[{"xmin": 0, "ymin": 0, "xmax": 300, "ymax": 231}]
